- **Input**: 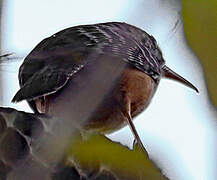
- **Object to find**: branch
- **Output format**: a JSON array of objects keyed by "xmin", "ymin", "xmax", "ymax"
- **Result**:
[{"xmin": 0, "ymin": 107, "xmax": 168, "ymax": 179}]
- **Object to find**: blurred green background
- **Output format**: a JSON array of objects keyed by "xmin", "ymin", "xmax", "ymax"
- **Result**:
[
  {"xmin": 0, "ymin": 0, "xmax": 216, "ymax": 179},
  {"xmin": 182, "ymin": 0, "xmax": 217, "ymax": 107}
]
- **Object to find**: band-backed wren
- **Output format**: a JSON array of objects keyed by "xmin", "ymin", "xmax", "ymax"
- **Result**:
[{"xmin": 12, "ymin": 22, "xmax": 198, "ymax": 153}]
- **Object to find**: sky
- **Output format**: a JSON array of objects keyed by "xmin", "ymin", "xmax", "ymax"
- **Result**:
[{"xmin": 0, "ymin": 0, "xmax": 216, "ymax": 179}]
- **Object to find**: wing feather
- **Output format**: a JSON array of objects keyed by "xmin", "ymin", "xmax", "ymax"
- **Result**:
[
  {"xmin": 12, "ymin": 22, "xmax": 165, "ymax": 106},
  {"xmin": 12, "ymin": 64, "xmax": 83, "ymax": 102}
]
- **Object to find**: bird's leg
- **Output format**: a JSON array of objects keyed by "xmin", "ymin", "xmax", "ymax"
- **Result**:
[
  {"xmin": 133, "ymin": 139, "xmax": 141, "ymax": 151},
  {"xmin": 124, "ymin": 111, "xmax": 149, "ymax": 156},
  {"xmin": 122, "ymin": 97, "xmax": 149, "ymax": 156}
]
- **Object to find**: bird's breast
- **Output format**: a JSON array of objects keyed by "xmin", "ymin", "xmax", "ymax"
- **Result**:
[
  {"xmin": 35, "ymin": 58, "xmax": 158, "ymax": 134},
  {"xmin": 83, "ymin": 67, "xmax": 158, "ymax": 133},
  {"xmin": 120, "ymin": 68, "xmax": 158, "ymax": 117}
]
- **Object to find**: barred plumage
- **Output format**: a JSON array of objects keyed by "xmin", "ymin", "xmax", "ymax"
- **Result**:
[
  {"xmin": 12, "ymin": 22, "xmax": 198, "ymax": 155},
  {"xmin": 12, "ymin": 22, "xmax": 165, "ymax": 108}
]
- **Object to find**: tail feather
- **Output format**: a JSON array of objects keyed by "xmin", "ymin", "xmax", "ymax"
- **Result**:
[{"xmin": 162, "ymin": 65, "xmax": 199, "ymax": 93}]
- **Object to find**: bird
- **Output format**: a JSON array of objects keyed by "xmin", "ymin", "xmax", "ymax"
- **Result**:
[{"xmin": 12, "ymin": 22, "xmax": 199, "ymax": 153}]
